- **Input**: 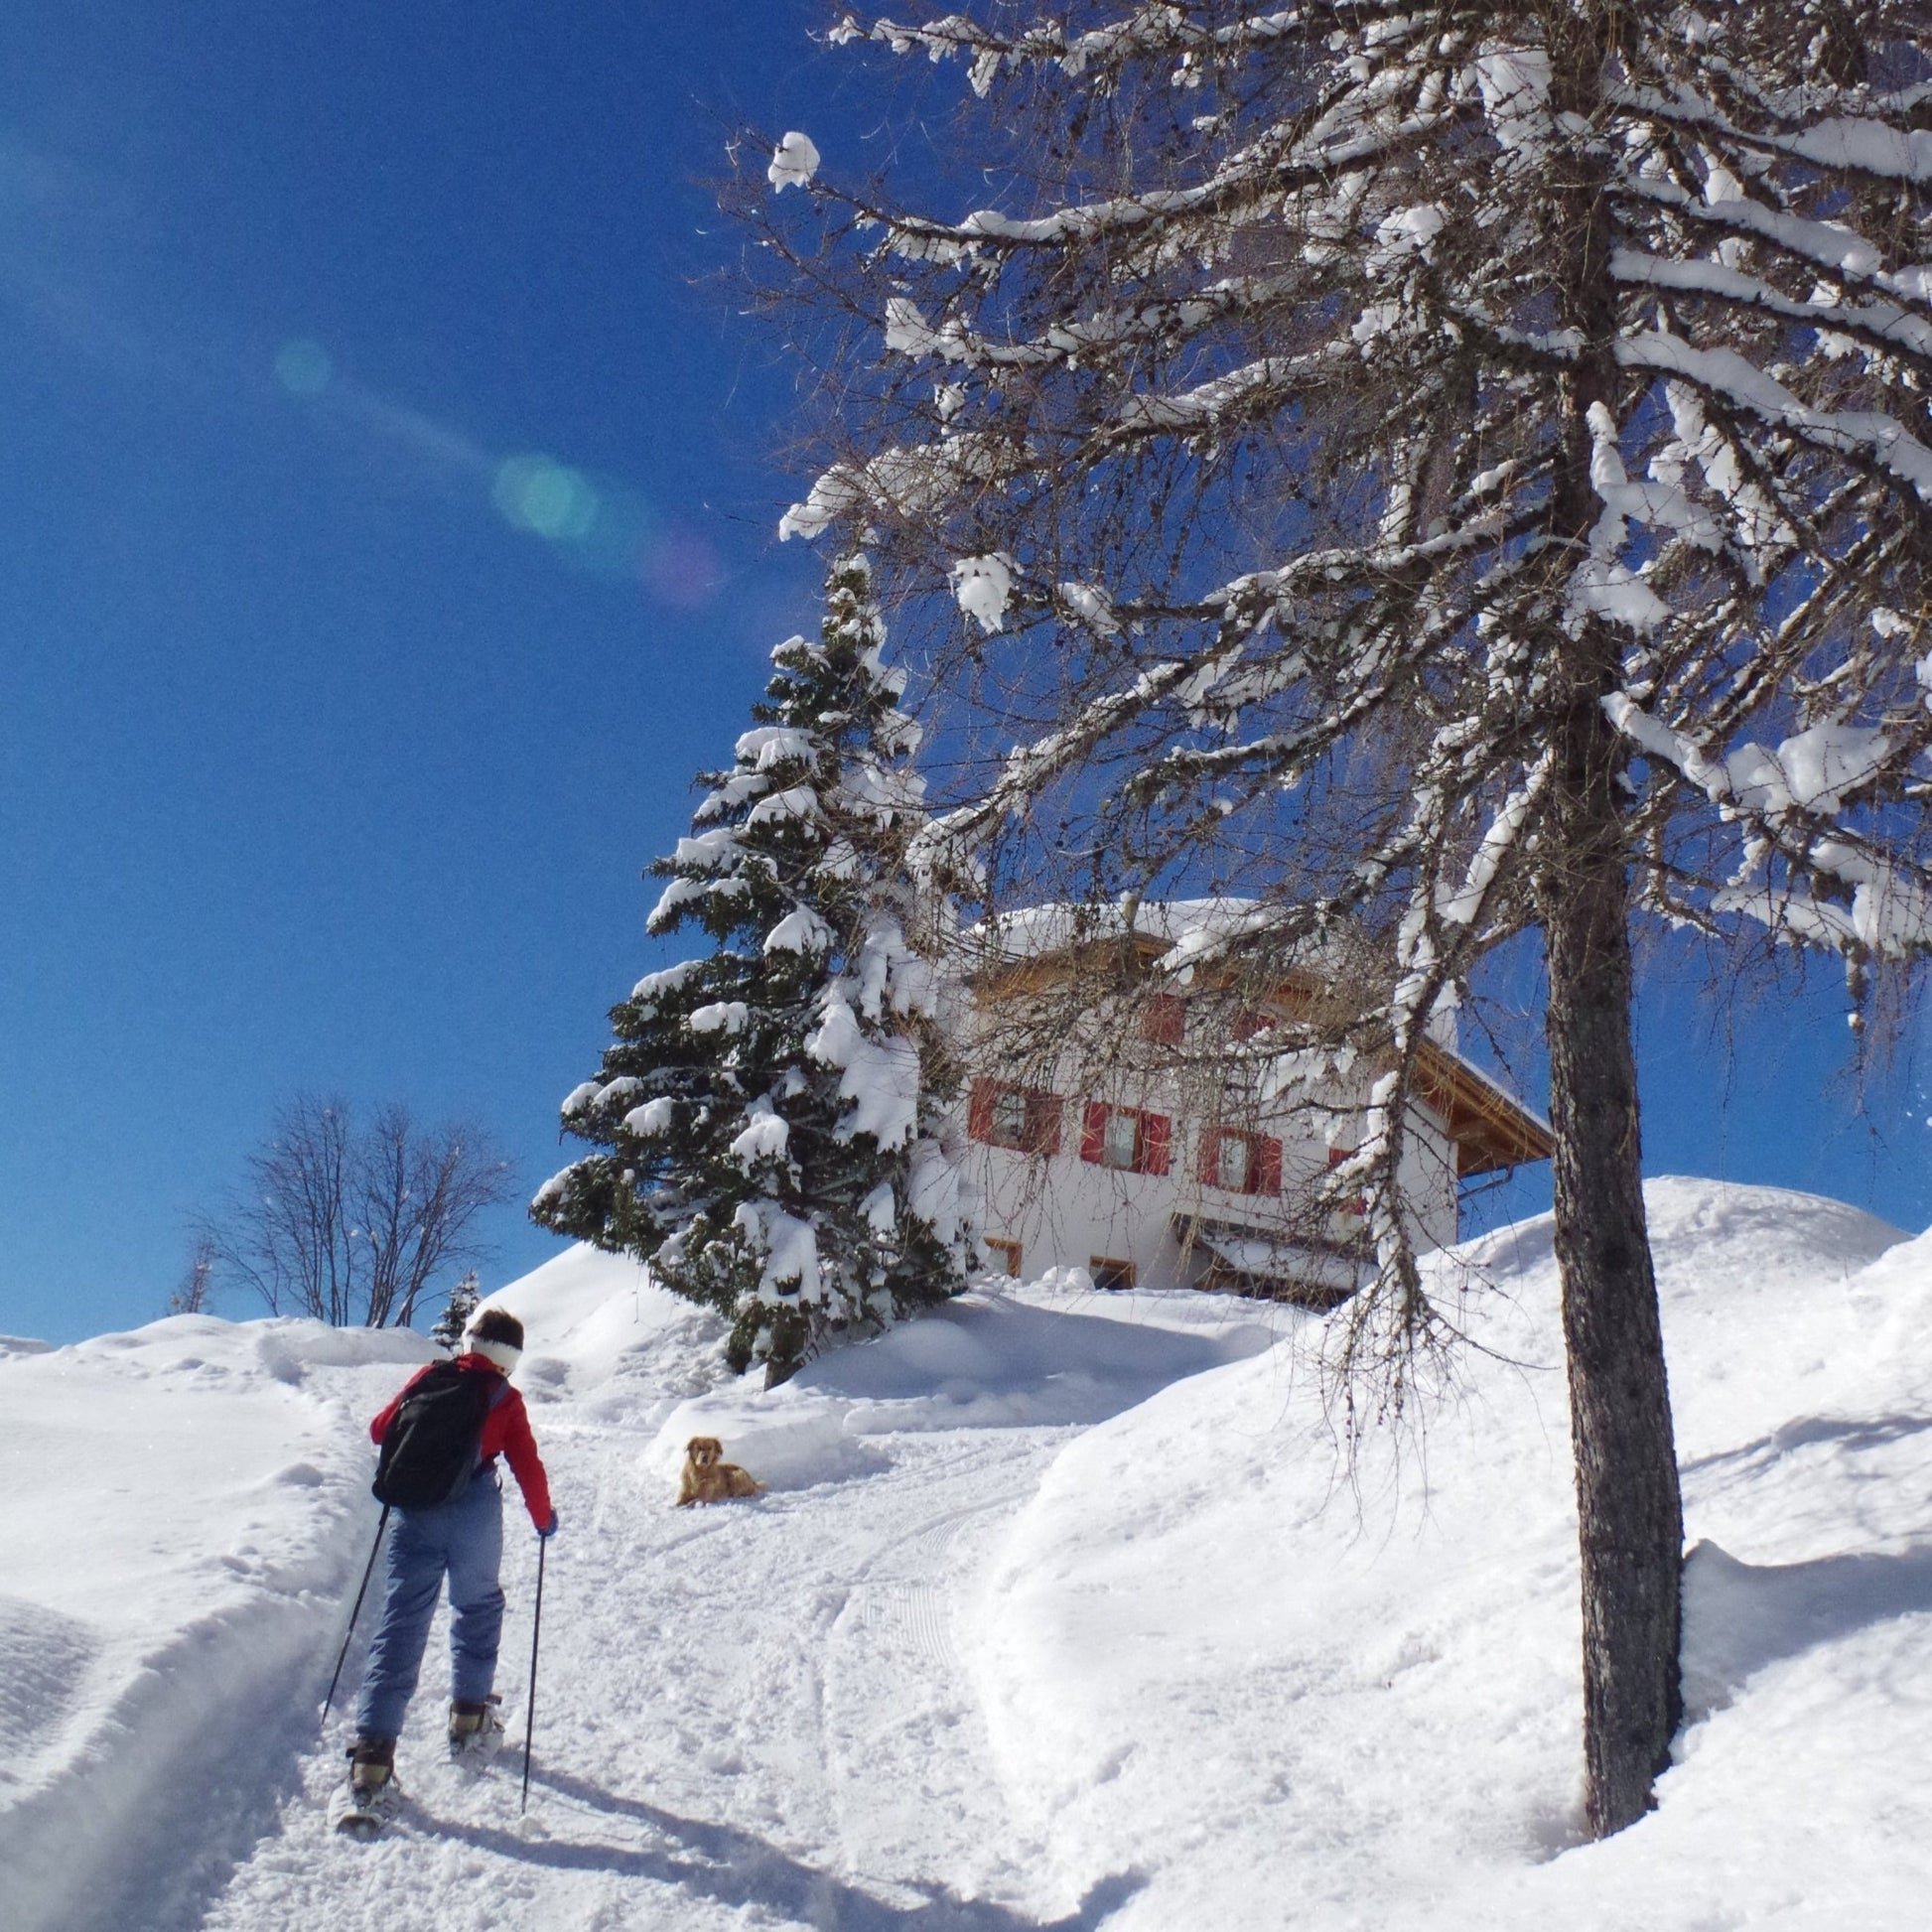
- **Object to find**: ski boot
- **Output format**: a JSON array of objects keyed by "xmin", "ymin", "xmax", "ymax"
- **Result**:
[
  {"xmin": 333, "ymin": 1734, "xmax": 400, "ymax": 1835},
  {"xmin": 448, "ymin": 1695, "xmax": 505, "ymax": 1760}
]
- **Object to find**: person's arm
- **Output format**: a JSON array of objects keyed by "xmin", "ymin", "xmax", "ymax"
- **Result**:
[{"xmin": 490, "ymin": 1387, "xmax": 554, "ymax": 1532}]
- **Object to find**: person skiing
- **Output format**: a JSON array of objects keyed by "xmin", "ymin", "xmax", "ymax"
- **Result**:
[{"xmin": 341, "ymin": 1307, "xmax": 556, "ymax": 1820}]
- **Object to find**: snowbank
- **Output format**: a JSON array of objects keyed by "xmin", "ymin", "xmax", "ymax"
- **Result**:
[
  {"xmin": 964, "ymin": 1178, "xmax": 1930, "ymax": 1927},
  {"xmin": 481, "ymin": 1240, "xmax": 735, "ymax": 1428},
  {"xmin": 0, "ymin": 1316, "xmax": 435, "ymax": 1932},
  {"xmin": 639, "ymin": 1280, "xmax": 1284, "ymax": 1496}
]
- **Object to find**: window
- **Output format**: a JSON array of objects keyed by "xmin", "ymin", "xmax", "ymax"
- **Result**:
[
  {"xmin": 1198, "ymin": 1128, "xmax": 1282, "ymax": 1196},
  {"xmin": 983, "ymin": 1236, "xmax": 1023, "ymax": 1277},
  {"xmin": 1089, "ymin": 1256, "xmax": 1137, "ymax": 1291},
  {"xmin": 1140, "ymin": 995, "xmax": 1185, "ymax": 1045},
  {"xmin": 1079, "ymin": 1102, "xmax": 1173, "ymax": 1175},
  {"xmin": 990, "ymin": 1088, "xmax": 1029, "ymax": 1149},
  {"xmin": 1217, "ymin": 1132, "xmax": 1252, "ymax": 1192},
  {"xmin": 968, "ymin": 1080, "xmax": 1064, "ymax": 1156}
]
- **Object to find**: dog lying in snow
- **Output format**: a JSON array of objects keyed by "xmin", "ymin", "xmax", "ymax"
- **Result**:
[{"xmin": 676, "ymin": 1436, "xmax": 764, "ymax": 1506}]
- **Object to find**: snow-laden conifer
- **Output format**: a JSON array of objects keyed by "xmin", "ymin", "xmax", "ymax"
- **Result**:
[
  {"xmin": 749, "ymin": 1, "xmax": 1932, "ymax": 1833},
  {"xmin": 431, "ymin": 1270, "xmax": 481, "ymax": 1352},
  {"xmin": 534, "ymin": 555, "xmax": 972, "ymax": 1384}
]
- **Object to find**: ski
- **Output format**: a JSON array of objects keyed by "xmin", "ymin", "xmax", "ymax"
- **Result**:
[
  {"xmin": 331, "ymin": 1794, "xmax": 396, "ymax": 1837},
  {"xmin": 331, "ymin": 1770, "xmax": 403, "ymax": 1837}
]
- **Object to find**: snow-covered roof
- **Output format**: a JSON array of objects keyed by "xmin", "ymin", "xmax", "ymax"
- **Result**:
[{"xmin": 967, "ymin": 897, "xmax": 1283, "ymax": 965}]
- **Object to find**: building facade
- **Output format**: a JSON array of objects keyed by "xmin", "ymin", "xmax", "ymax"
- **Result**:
[{"xmin": 958, "ymin": 907, "xmax": 1552, "ymax": 1302}]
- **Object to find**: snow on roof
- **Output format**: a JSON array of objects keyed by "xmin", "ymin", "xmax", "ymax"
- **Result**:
[{"xmin": 966, "ymin": 896, "xmax": 1278, "ymax": 964}]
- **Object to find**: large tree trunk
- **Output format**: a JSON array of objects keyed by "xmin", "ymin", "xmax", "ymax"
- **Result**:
[
  {"xmin": 1541, "ymin": 770, "xmax": 1684, "ymax": 1837},
  {"xmin": 1536, "ymin": 4, "xmax": 1686, "ymax": 1838}
]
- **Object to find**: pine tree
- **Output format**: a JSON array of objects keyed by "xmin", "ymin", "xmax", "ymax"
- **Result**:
[
  {"xmin": 431, "ymin": 1270, "xmax": 482, "ymax": 1351},
  {"xmin": 749, "ymin": 3, "xmax": 1932, "ymax": 1832},
  {"xmin": 534, "ymin": 555, "xmax": 972, "ymax": 1383}
]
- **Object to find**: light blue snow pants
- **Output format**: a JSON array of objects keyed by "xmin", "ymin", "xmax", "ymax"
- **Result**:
[{"xmin": 354, "ymin": 1468, "xmax": 505, "ymax": 1742}]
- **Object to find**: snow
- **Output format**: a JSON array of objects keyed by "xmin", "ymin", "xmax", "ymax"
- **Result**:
[
  {"xmin": 559, "ymin": 1079, "xmax": 601, "ymax": 1118},
  {"xmin": 745, "ymin": 783, "xmax": 822, "ymax": 830},
  {"xmin": 1725, "ymin": 724, "xmax": 1892, "ymax": 816},
  {"xmin": 766, "ymin": 130, "xmax": 820, "ymax": 193},
  {"xmin": 728, "ymin": 1108, "xmax": 790, "ymax": 1169},
  {"xmin": 1783, "ymin": 117, "xmax": 1932, "ymax": 183},
  {"xmin": 7, "ymin": 1176, "xmax": 1932, "ymax": 1928},
  {"xmin": 951, "ymin": 551, "xmax": 1016, "ymax": 633},
  {"xmin": 684, "ymin": 1000, "xmax": 749, "ymax": 1035},
  {"xmin": 1603, "ymin": 701, "xmax": 1896, "ymax": 821},
  {"xmin": 739, "ymin": 1199, "xmax": 822, "ymax": 1301},
  {"xmin": 735, "ymin": 723, "xmax": 815, "ymax": 768},
  {"xmin": 1617, "ymin": 330, "xmax": 1932, "ymax": 504},
  {"xmin": 628, "ymin": 958, "xmax": 705, "ymax": 1010},
  {"xmin": 1473, "ymin": 45, "xmax": 1553, "ymax": 161},
  {"xmin": 1056, "ymin": 580, "xmax": 1120, "ymax": 634},
  {"xmin": 622, "ymin": 1096, "xmax": 675, "ymax": 1138},
  {"xmin": 761, "ymin": 906, "xmax": 833, "ymax": 955},
  {"xmin": 0, "ymin": 1316, "xmax": 436, "ymax": 1932}
]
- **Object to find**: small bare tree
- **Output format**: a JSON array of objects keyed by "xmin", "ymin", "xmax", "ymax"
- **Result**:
[
  {"xmin": 202, "ymin": 1095, "xmax": 515, "ymax": 1328},
  {"xmin": 167, "ymin": 1233, "xmax": 218, "ymax": 1317},
  {"xmin": 356, "ymin": 1107, "xmax": 516, "ymax": 1327}
]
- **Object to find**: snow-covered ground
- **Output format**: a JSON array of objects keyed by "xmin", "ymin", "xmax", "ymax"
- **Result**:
[{"xmin": 4, "ymin": 1177, "xmax": 1930, "ymax": 1930}]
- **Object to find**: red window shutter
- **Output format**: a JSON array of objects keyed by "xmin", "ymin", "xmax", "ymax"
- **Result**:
[
  {"xmin": 968, "ymin": 1079, "xmax": 995, "ymax": 1144},
  {"xmin": 1141, "ymin": 995, "xmax": 1184, "ymax": 1045},
  {"xmin": 1257, "ymin": 1135, "xmax": 1283, "ymax": 1195},
  {"xmin": 1027, "ymin": 1092, "xmax": 1064, "ymax": 1157},
  {"xmin": 1142, "ymin": 1112, "xmax": 1172, "ymax": 1176},
  {"xmin": 1081, "ymin": 1102, "xmax": 1109, "ymax": 1164},
  {"xmin": 1198, "ymin": 1128, "xmax": 1221, "ymax": 1185}
]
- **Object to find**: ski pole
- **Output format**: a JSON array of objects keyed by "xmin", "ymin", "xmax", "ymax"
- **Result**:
[
  {"xmin": 322, "ymin": 1504, "xmax": 390, "ymax": 1725},
  {"xmin": 521, "ymin": 1530, "xmax": 548, "ymax": 1814}
]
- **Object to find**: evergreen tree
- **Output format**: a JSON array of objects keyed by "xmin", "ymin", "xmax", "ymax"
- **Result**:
[
  {"xmin": 534, "ymin": 555, "xmax": 972, "ymax": 1383},
  {"xmin": 750, "ymin": 2, "xmax": 1932, "ymax": 1832},
  {"xmin": 431, "ymin": 1270, "xmax": 482, "ymax": 1351}
]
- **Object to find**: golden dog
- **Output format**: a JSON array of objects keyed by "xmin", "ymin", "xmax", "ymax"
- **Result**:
[{"xmin": 676, "ymin": 1436, "xmax": 764, "ymax": 1506}]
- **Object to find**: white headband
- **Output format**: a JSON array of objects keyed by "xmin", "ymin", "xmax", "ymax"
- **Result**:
[{"xmin": 466, "ymin": 1333, "xmax": 522, "ymax": 1375}]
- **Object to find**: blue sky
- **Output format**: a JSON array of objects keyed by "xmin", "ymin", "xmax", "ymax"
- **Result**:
[{"xmin": 2, "ymin": 4, "xmax": 1926, "ymax": 1345}]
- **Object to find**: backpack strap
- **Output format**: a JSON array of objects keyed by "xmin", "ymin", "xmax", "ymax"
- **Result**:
[{"xmin": 475, "ymin": 1371, "xmax": 512, "ymax": 1460}]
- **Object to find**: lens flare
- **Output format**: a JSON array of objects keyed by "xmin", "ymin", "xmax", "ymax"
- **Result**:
[
  {"xmin": 274, "ymin": 339, "xmax": 333, "ymax": 395},
  {"xmin": 489, "ymin": 452, "xmax": 722, "ymax": 608},
  {"xmin": 641, "ymin": 526, "xmax": 724, "ymax": 610},
  {"xmin": 493, "ymin": 455, "xmax": 599, "ymax": 540}
]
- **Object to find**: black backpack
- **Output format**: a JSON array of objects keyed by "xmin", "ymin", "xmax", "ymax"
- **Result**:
[{"xmin": 371, "ymin": 1360, "xmax": 506, "ymax": 1510}]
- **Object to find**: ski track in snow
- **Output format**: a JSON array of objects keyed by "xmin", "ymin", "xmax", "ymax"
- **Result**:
[{"xmin": 201, "ymin": 1411, "xmax": 1093, "ymax": 1931}]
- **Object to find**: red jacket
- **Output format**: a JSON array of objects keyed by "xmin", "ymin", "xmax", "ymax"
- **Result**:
[{"xmin": 371, "ymin": 1354, "xmax": 554, "ymax": 1531}]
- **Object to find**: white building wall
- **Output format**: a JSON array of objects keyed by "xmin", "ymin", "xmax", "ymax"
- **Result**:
[{"xmin": 962, "ymin": 1055, "xmax": 1462, "ymax": 1294}]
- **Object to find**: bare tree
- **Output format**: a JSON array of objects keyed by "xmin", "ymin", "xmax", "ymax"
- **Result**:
[
  {"xmin": 743, "ymin": 0, "xmax": 1932, "ymax": 1835},
  {"xmin": 356, "ymin": 1106, "xmax": 518, "ymax": 1327},
  {"xmin": 167, "ymin": 1233, "xmax": 218, "ymax": 1317},
  {"xmin": 203, "ymin": 1095, "xmax": 515, "ymax": 1328}
]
